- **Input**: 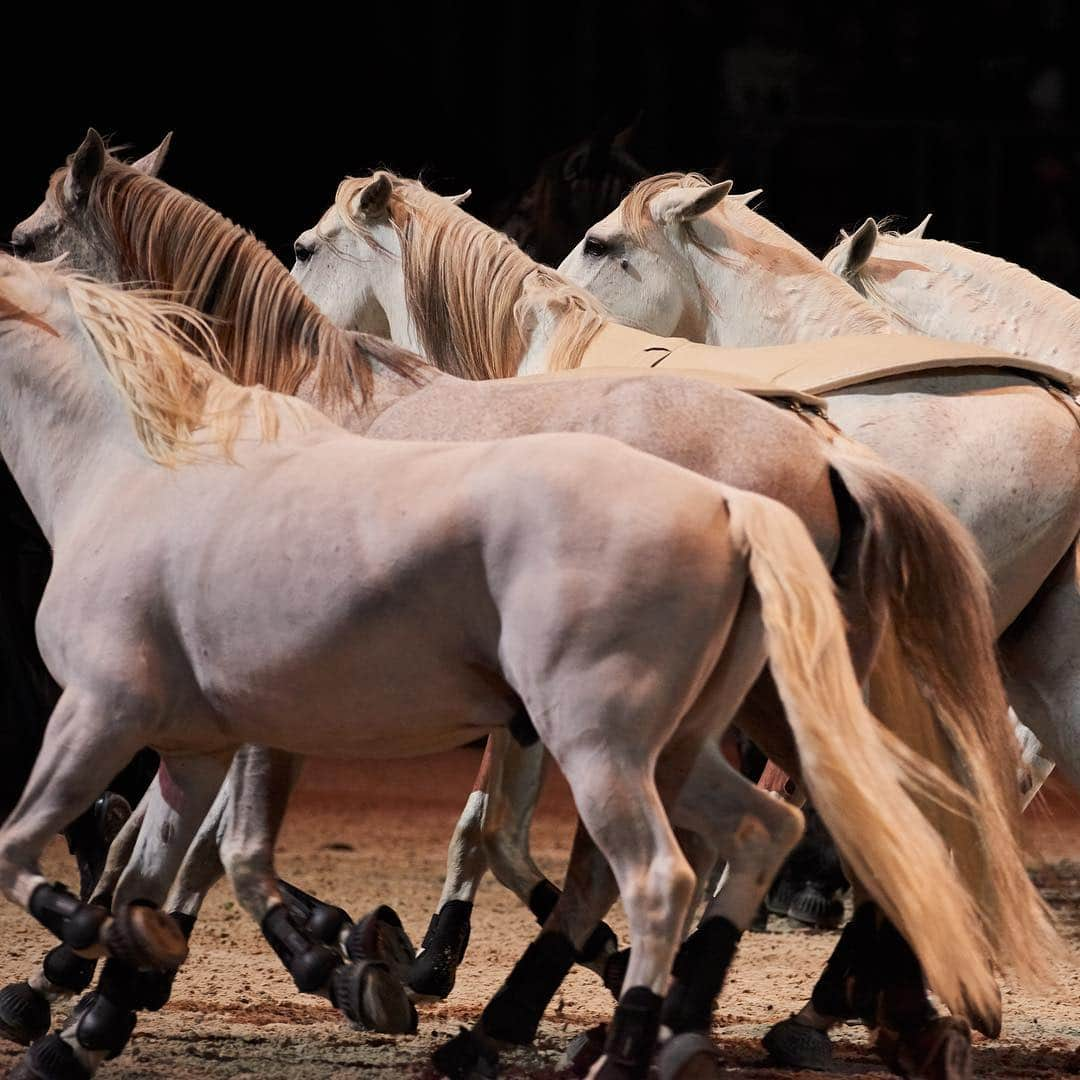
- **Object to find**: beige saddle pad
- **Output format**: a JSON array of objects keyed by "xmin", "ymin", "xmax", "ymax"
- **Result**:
[{"xmin": 579, "ymin": 322, "xmax": 1080, "ymax": 398}]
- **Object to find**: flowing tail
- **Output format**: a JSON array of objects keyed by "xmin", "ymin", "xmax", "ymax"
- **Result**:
[
  {"xmin": 725, "ymin": 485, "xmax": 998, "ymax": 1026},
  {"xmin": 825, "ymin": 438, "xmax": 1057, "ymax": 999}
]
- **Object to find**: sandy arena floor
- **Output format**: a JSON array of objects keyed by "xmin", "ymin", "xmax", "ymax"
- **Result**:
[{"xmin": 2, "ymin": 751, "xmax": 1079, "ymax": 1079}]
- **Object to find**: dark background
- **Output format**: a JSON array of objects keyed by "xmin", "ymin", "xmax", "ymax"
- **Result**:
[{"xmin": 4, "ymin": 1, "xmax": 1080, "ymax": 287}]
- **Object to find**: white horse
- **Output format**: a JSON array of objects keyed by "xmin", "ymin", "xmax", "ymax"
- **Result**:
[
  {"xmin": 559, "ymin": 169, "xmax": 1080, "ymax": 1065},
  {"xmin": 560, "ymin": 172, "xmax": 1080, "ymax": 782},
  {"xmin": 10, "ymin": 140, "xmax": 1044, "ymax": 1079},
  {"xmin": 288, "ymin": 168, "xmax": 1074, "ymax": 1071},
  {"xmin": 822, "ymin": 218, "xmax": 1080, "ymax": 804},
  {"xmin": 0, "ymin": 252, "xmax": 966, "ymax": 1080}
]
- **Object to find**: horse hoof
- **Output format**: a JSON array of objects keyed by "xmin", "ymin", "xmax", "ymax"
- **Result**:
[
  {"xmin": 656, "ymin": 1032, "xmax": 722, "ymax": 1080},
  {"xmin": 12, "ymin": 1032, "xmax": 91, "ymax": 1080},
  {"xmin": 786, "ymin": 886, "xmax": 844, "ymax": 930},
  {"xmin": 104, "ymin": 903, "xmax": 188, "ymax": 971},
  {"xmin": 562, "ymin": 1023, "xmax": 606, "ymax": 1077},
  {"xmin": 331, "ymin": 959, "xmax": 417, "ymax": 1034},
  {"xmin": 0, "ymin": 981, "xmax": 51, "ymax": 1046},
  {"xmin": 431, "ymin": 1026, "xmax": 499, "ymax": 1079},
  {"xmin": 764, "ymin": 879, "xmax": 795, "ymax": 917},
  {"xmin": 345, "ymin": 905, "xmax": 416, "ymax": 985},
  {"xmin": 875, "ymin": 1016, "xmax": 972, "ymax": 1080},
  {"xmin": 761, "ymin": 1016, "xmax": 833, "ymax": 1070}
]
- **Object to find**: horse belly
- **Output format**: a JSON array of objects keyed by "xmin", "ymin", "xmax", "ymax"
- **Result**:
[{"xmin": 827, "ymin": 387, "xmax": 1080, "ymax": 628}]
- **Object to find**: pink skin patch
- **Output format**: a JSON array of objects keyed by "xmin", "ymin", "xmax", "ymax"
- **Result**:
[{"xmin": 157, "ymin": 762, "xmax": 185, "ymax": 814}]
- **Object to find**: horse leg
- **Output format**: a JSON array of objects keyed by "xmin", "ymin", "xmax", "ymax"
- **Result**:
[
  {"xmin": 999, "ymin": 538, "xmax": 1080, "ymax": 792},
  {"xmin": 0, "ymin": 690, "xmax": 182, "ymax": 973},
  {"xmin": 434, "ymin": 740, "xmax": 697, "ymax": 1080},
  {"xmin": 20, "ymin": 754, "xmax": 230, "ymax": 1079},
  {"xmin": 408, "ymin": 732, "xmax": 502, "ymax": 1000},
  {"xmin": 218, "ymin": 745, "xmax": 417, "ymax": 1036},
  {"xmin": 0, "ymin": 792, "xmax": 150, "ymax": 1047}
]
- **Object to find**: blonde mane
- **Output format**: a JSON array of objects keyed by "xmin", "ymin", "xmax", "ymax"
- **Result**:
[
  {"xmin": 49, "ymin": 156, "xmax": 424, "ymax": 411},
  {"xmin": 332, "ymin": 173, "xmax": 607, "ymax": 377},
  {"xmin": 1, "ymin": 261, "xmax": 295, "ymax": 466}
]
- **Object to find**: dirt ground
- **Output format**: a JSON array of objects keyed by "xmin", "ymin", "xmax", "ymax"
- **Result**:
[{"xmin": 2, "ymin": 751, "xmax": 1080, "ymax": 1079}]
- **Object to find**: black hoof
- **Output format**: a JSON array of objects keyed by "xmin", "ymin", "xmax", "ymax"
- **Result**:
[
  {"xmin": 656, "ymin": 1032, "xmax": 721, "ymax": 1080},
  {"xmin": 761, "ymin": 1016, "xmax": 833, "ymax": 1071},
  {"xmin": 331, "ymin": 960, "xmax": 417, "ymax": 1034},
  {"xmin": 12, "ymin": 1033, "xmax": 91, "ymax": 1080},
  {"xmin": 875, "ymin": 1016, "xmax": 973, "ymax": 1080},
  {"xmin": 562, "ymin": 1023, "xmax": 606, "ymax": 1078},
  {"xmin": 431, "ymin": 1026, "xmax": 499, "ymax": 1079},
  {"xmin": 765, "ymin": 878, "xmax": 795, "ymax": 917},
  {"xmin": 345, "ymin": 905, "xmax": 416, "ymax": 985},
  {"xmin": 786, "ymin": 885, "xmax": 844, "ymax": 930},
  {"xmin": 0, "ymin": 981, "xmax": 51, "ymax": 1046},
  {"xmin": 104, "ymin": 903, "xmax": 188, "ymax": 971}
]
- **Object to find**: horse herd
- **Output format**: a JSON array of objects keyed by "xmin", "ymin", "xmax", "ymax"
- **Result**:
[{"xmin": 0, "ymin": 128, "xmax": 1078, "ymax": 1080}]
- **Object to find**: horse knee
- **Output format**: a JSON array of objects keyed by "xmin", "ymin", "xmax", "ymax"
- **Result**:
[{"xmin": 735, "ymin": 800, "xmax": 805, "ymax": 878}]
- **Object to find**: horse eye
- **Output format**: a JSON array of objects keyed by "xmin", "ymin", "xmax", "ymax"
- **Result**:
[
  {"xmin": 584, "ymin": 236, "xmax": 609, "ymax": 258},
  {"xmin": 293, "ymin": 239, "xmax": 314, "ymax": 263}
]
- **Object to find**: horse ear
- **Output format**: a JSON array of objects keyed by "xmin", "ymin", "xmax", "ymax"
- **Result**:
[
  {"xmin": 358, "ymin": 172, "xmax": 393, "ymax": 218},
  {"xmin": 64, "ymin": 128, "xmax": 106, "ymax": 206},
  {"xmin": 661, "ymin": 180, "xmax": 734, "ymax": 225},
  {"xmin": 131, "ymin": 132, "xmax": 173, "ymax": 177},
  {"xmin": 842, "ymin": 218, "xmax": 879, "ymax": 278},
  {"xmin": 447, "ymin": 189, "xmax": 472, "ymax": 206},
  {"xmin": 730, "ymin": 188, "xmax": 763, "ymax": 205},
  {"xmin": 906, "ymin": 213, "xmax": 932, "ymax": 240}
]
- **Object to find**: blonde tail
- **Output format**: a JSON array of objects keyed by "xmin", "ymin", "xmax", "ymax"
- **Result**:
[
  {"xmin": 725, "ymin": 487, "xmax": 999, "ymax": 1024},
  {"xmin": 827, "ymin": 440, "xmax": 1057, "ymax": 992}
]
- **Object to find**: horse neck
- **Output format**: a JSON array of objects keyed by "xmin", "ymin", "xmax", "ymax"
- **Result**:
[
  {"xmin": 687, "ymin": 234, "xmax": 895, "ymax": 345},
  {"xmin": 868, "ymin": 241, "xmax": 1080, "ymax": 373},
  {"xmin": 0, "ymin": 325, "xmax": 145, "ymax": 544}
]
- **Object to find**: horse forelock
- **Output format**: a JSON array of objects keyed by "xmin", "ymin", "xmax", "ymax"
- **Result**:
[
  {"xmin": 66, "ymin": 157, "xmax": 423, "ymax": 412},
  {"xmin": 334, "ymin": 172, "xmax": 606, "ymax": 378}
]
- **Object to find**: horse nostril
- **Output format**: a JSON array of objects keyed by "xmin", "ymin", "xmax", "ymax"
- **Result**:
[
  {"xmin": 11, "ymin": 235, "xmax": 34, "ymax": 258},
  {"xmin": 293, "ymin": 241, "xmax": 312, "ymax": 263}
]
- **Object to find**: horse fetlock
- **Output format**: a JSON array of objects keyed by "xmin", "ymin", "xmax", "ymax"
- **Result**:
[
  {"xmin": 29, "ymin": 883, "xmax": 110, "ymax": 956},
  {"xmin": 408, "ymin": 900, "xmax": 473, "ymax": 1000},
  {"xmin": 277, "ymin": 879, "xmax": 354, "ymax": 948},
  {"xmin": 601, "ymin": 985, "xmax": 663, "ymax": 1079},
  {"xmin": 480, "ymin": 930, "xmax": 576, "ymax": 1045},
  {"xmin": 661, "ymin": 916, "xmax": 742, "ymax": 1034},
  {"xmin": 431, "ymin": 1025, "xmax": 499, "ymax": 1079},
  {"xmin": 73, "ymin": 992, "xmax": 136, "ymax": 1059},
  {"xmin": 261, "ymin": 903, "xmax": 340, "ymax": 994},
  {"xmin": 42, "ymin": 944, "xmax": 98, "ymax": 995}
]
